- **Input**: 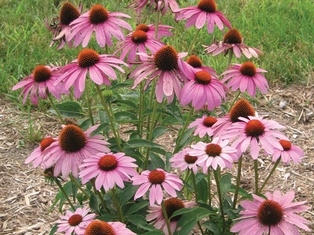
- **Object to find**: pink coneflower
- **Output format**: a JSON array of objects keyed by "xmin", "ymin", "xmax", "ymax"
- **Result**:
[
  {"xmin": 189, "ymin": 138, "xmax": 238, "ymax": 172},
  {"xmin": 175, "ymin": 0, "xmax": 232, "ymax": 34},
  {"xmin": 57, "ymin": 206, "xmax": 96, "ymax": 235},
  {"xmin": 25, "ymin": 137, "xmax": 56, "ymax": 168},
  {"xmin": 222, "ymin": 116, "xmax": 287, "ymax": 160},
  {"xmin": 46, "ymin": 1, "xmax": 82, "ymax": 49},
  {"xmin": 68, "ymin": 4, "xmax": 132, "ymax": 48},
  {"xmin": 180, "ymin": 68, "xmax": 227, "ymax": 111},
  {"xmin": 146, "ymin": 198, "xmax": 197, "ymax": 235},
  {"xmin": 79, "ymin": 152, "xmax": 138, "ymax": 191},
  {"xmin": 135, "ymin": 23, "xmax": 173, "ymax": 40},
  {"xmin": 272, "ymin": 140, "xmax": 304, "ymax": 164},
  {"xmin": 132, "ymin": 168, "xmax": 183, "ymax": 206},
  {"xmin": 230, "ymin": 190, "xmax": 311, "ymax": 235},
  {"xmin": 221, "ymin": 62, "xmax": 268, "ymax": 97},
  {"xmin": 114, "ymin": 29, "xmax": 164, "ymax": 64},
  {"xmin": 188, "ymin": 114, "xmax": 218, "ymax": 138},
  {"xmin": 12, "ymin": 65, "xmax": 64, "ymax": 105},
  {"xmin": 170, "ymin": 148, "xmax": 199, "ymax": 174},
  {"xmin": 54, "ymin": 48, "xmax": 126, "ymax": 98},
  {"xmin": 130, "ymin": 45, "xmax": 192, "ymax": 103},
  {"xmin": 42, "ymin": 124, "xmax": 110, "ymax": 178},
  {"xmin": 204, "ymin": 28, "xmax": 263, "ymax": 58},
  {"xmin": 84, "ymin": 220, "xmax": 136, "ymax": 235},
  {"xmin": 128, "ymin": 0, "xmax": 179, "ymax": 16},
  {"xmin": 186, "ymin": 55, "xmax": 217, "ymax": 77}
]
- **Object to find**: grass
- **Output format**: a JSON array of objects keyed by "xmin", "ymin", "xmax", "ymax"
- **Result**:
[{"xmin": 1, "ymin": 0, "xmax": 313, "ymax": 100}]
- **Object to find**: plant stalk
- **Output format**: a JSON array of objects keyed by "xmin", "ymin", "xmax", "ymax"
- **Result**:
[
  {"xmin": 213, "ymin": 168, "xmax": 226, "ymax": 234},
  {"xmin": 69, "ymin": 174, "xmax": 90, "ymax": 199},
  {"xmin": 232, "ymin": 156, "xmax": 243, "ymax": 209},
  {"xmin": 254, "ymin": 159, "xmax": 259, "ymax": 194},
  {"xmin": 161, "ymin": 201, "xmax": 172, "ymax": 235},
  {"xmin": 259, "ymin": 158, "xmax": 281, "ymax": 193},
  {"xmin": 47, "ymin": 92, "xmax": 65, "ymax": 124},
  {"xmin": 54, "ymin": 178, "xmax": 75, "ymax": 211}
]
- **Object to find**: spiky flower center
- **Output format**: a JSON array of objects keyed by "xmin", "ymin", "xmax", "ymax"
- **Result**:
[
  {"xmin": 89, "ymin": 4, "xmax": 109, "ymax": 25},
  {"xmin": 205, "ymin": 144, "xmax": 222, "ymax": 157},
  {"xmin": 198, "ymin": 0, "xmax": 217, "ymax": 13},
  {"xmin": 184, "ymin": 154, "xmax": 198, "ymax": 164},
  {"xmin": 229, "ymin": 99, "xmax": 255, "ymax": 123},
  {"xmin": 223, "ymin": 28, "xmax": 242, "ymax": 44},
  {"xmin": 257, "ymin": 200, "xmax": 284, "ymax": 227},
  {"xmin": 240, "ymin": 62, "xmax": 257, "ymax": 76},
  {"xmin": 59, "ymin": 2, "xmax": 80, "ymax": 25},
  {"xmin": 68, "ymin": 214, "xmax": 83, "ymax": 226},
  {"xmin": 154, "ymin": 45, "xmax": 178, "ymax": 71},
  {"xmin": 85, "ymin": 220, "xmax": 115, "ymax": 235},
  {"xmin": 164, "ymin": 198, "xmax": 185, "ymax": 221},
  {"xmin": 98, "ymin": 155, "xmax": 118, "ymax": 171},
  {"xmin": 195, "ymin": 71, "xmax": 212, "ymax": 85},
  {"xmin": 279, "ymin": 140, "xmax": 292, "ymax": 151},
  {"xmin": 59, "ymin": 124, "xmax": 87, "ymax": 153},
  {"xmin": 203, "ymin": 116, "xmax": 217, "ymax": 127},
  {"xmin": 245, "ymin": 120, "xmax": 265, "ymax": 137},
  {"xmin": 187, "ymin": 55, "xmax": 202, "ymax": 68},
  {"xmin": 131, "ymin": 30, "xmax": 148, "ymax": 44},
  {"xmin": 136, "ymin": 24, "xmax": 149, "ymax": 32},
  {"xmin": 78, "ymin": 49, "xmax": 100, "ymax": 68},
  {"xmin": 40, "ymin": 137, "xmax": 55, "ymax": 152},
  {"xmin": 33, "ymin": 65, "xmax": 51, "ymax": 83},
  {"xmin": 148, "ymin": 170, "xmax": 165, "ymax": 184}
]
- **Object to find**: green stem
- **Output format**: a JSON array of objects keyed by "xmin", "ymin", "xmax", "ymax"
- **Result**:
[
  {"xmin": 69, "ymin": 174, "xmax": 90, "ymax": 199},
  {"xmin": 54, "ymin": 178, "xmax": 75, "ymax": 211},
  {"xmin": 229, "ymin": 90, "xmax": 241, "ymax": 110},
  {"xmin": 92, "ymin": 179, "xmax": 110, "ymax": 214},
  {"xmin": 85, "ymin": 84, "xmax": 94, "ymax": 125},
  {"xmin": 254, "ymin": 160, "xmax": 259, "ymax": 194},
  {"xmin": 208, "ymin": 169, "xmax": 212, "ymax": 206},
  {"xmin": 154, "ymin": 11, "xmax": 160, "ymax": 39},
  {"xmin": 197, "ymin": 221, "xmax": 205, "ymax": 235},
  {"xmin": 227, "ymin": 50, "xmax": 233, "ymax": 68},
  {"xmin": 111, "ymin": 187, "xmax": 123, "ymax": 222},
  {"xmin": 47, "ymin": 92, "xmax": 65, "ymax": 124},
  {"xmin": 191, "ymin": 171, "xmax": 198, "ymax": 203},
  {"xmin": 232, "ymin": 156, "xmax": 243, "ymax": 209},
  {"xmin": 213, "ymin": 168, "xmax": 226, "ymax": 234},
  {"xmin": 138, "ymin": 83, "xmax": 145, "ymax": 137},
  {"xmin": 161, "ymin": 201, "xmax": 172, "ymax": 235},
  {"xmin": 259, "ymin": 158, "xmax": 281, "ymax": 193},
  {"xmin": 188, "ymin": 29, "xmax": 201, "ymax": 54}
]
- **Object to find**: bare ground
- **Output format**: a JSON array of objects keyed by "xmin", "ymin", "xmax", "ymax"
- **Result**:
[{"xmin": 0, "ymin": 83, "xmax": 313, "ymax": 234}]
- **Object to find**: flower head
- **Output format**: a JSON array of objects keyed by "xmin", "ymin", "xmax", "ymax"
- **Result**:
[
  {"xmin": 79, "ymin": 152, "xmax": 138, "ymax": 191},
  {"xmin": 12, "ymin": 65, "xmax": 64, "ymax": 105},
  {"xmin": 272, "ymin": 140, "xmax": 304, "ymax": 164},
  {"xmin": 128, "ymin": 0, "xmax": 179, "ymax": 16},
  {"xmin": 130, "ymin": 45, "xmax": 192, "ymax": 103},
  {"xmin": 176, "ymin": 0, "xmax": 232, "ymax": 34},
  {"xmin": 42, "ymin": 124, "xmax": 110, "ymax": 178},
  {"xmin": 188, "ymin": 114, "xmax": 218, "ymax": 138},
  {"xmin": 221, "ymin": 62, "xmax": 268, "ymax": 97},
  {"xmin": 231, "ymin": 190, "xmax": 311, "ymax": 235},
  {"xmin": 68, "ymin": 4, "xmax": 132, "ymax": 48},
  {"xmin": 54, "ymin": 49, "xmax": 126, "ymax": 98},
  {"xmin": 204, "ymin": 28, "xmax": 263, "ymax": 58},
  {"xmin": 146, "ymin": 198, "xmax": 197, "ymax": 235},
  {"xmin": 189, "ymin": 138, "xmax": 238, "ymax": 172},
  {"xmin": 84, "ymin": 220, "xmax": 136, "ymax": 235},
  {"xmin": 170, "ymin": 148, "xmax": 199, "ymax": 174},
  {"xmin": 186, "ymin": 55, "xmax": 217, "ymax": 77},
  {"xmin": 180, "ymin": 68, "xmax": 227, "ymax": 111},
  {"xmin": 132, "ymin": 168, "xmax": 183, "ymax": 206},
  {"xmin": 57, "ymin": 206, "xmax": 95, "ymax": 235},
  {"xmin": 135, "ymin": 23, "xmax": 173, "ymax": 40}
]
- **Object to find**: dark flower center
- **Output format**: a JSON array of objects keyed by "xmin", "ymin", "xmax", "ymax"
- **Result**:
[
  {"xmin": 154, "ymin": 45, "xmax": 178, "ymax": 71},
  {"xmin": 186, "ymin": 55, "xmax": 202, "ymax": 68},
  {"xmin": 205, "ymin": 144, "xmax": 222, "ymax": 157},
  {"xmin": 164, "ymin": 198, "xmax": 185, "ymax": 221},
  {"xmin": 203, "ymin": 116, "xmax": 217, "ymax": 127},
  {"xmin": 33, "ymin": 65, "xmax": 52, "ymax": 83},
  {"xmin": 198, "ymin": 0, "xmax": 217, "ymax": 13},
  {"xmin": 195, "ymin": 71, "xmax": 211, "ymax": 85},
  {"xmin": 78, "ymin": 49, "xmax": 100, "ymax": 68},
  {"xmin": 59, "ymin": 2, "xmax": 80, "ymax": 25},
  {"xmin": 257, "ymin": 200, "xmax": 284, "ymax": 227},
  {"xmin": 59, "ymin": 124, "xmax": 87, "ymax": 153},
  {"xmin": 240, "ymin": 62, "xmax": 257, "ymax": 76},
  {"xmin": 40, "ymin": 137, "xmax": 55, "ymax": 152},
  {"xmin": 279, "ymin": 140, "xmax": 292, "ymax": 151},
  {"xmin": 245, "ymin": 120, "xmax": 265, "ymax": 137},
  {"xmin": 148, "ymin": 170, "xmax": 165, "ymax": 184},
  {"xmin": 223, "ymin": 28, "xmax": 242, "ymax": 44},
  {"xmin": 131, "ymin": 30, "xmax": 148, "ymax": 44},
  {"xmin": 89, "ymin": 4, "xmax": 109, "ymax": 25},
  {"xmin": 136, "ymin": 24, "xmax": 149, "ymax": 32},
  {"xmin": 68, "ymin": 214, "xmax": 83, "ymax": 226},
  {"xmin": 85, "ymin": 220, "xmax": 115, "ymax": 235},
  {"xmin": 184, "ymin": 154, "xmax": 198, "ymax": 164},
  {"xmin": 98, "ymin": 155, "xmax": 118, "ymax": 171},
  {"xmin": 229, "ymin": 99, "xmax": 255, "ymax": 123}
]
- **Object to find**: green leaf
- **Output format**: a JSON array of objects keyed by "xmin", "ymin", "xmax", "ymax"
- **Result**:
[
  {"xmin": 49, "ymin": 224, "xmax": 58, "ymax": 235},
  {"xmin": 127, "ymin": 214, "xmax": 155, "ymax": 231},
  {"xmin": 115, "ymin": 99, "xmax": 138, "ymax": 109},
  {"xmin": 50, "ymin": 101, "xmax": 84, "ymax": 118},
  {"xmin": 196, "ymin": 178, "xmax": 208, "ymax": 203},
  {"xmin": 141, "ymin": 231, "xmax": 164, "ymax": 235},
  {"xmin": 89, "ymin": 194, "xmax": 99, "ymax": 212},
  {"xmin": 152, "ymin": 126, "xmax": 169, "ymax": 140},
  {"xmin": 202, "ymin": 221, "xmax": 222, "ymax": 235},
  {"xmin": 119, "ymin": 183, "xmax": 138, "ymax": 206},
  {"xmin": 125, "ymin": 201, "xmax": 148, "ymax": 216},
  {"xmin": 126, "ymin": 139, "xmax": 162, "ymax": 148},
  {"xmin": 91, "ymin": 122, "xmax": 109, "ymax": 136},
  {"xmin": 175, "ymin": 128, "xmax": 194, "ymax": 151},
  {"xmin": 220, "ymin": 173, "xmax": 232, "ymax": 197},
  {"xmin": 114, "ymin": 111, "xmax": 138, "ymax": 123},
  {"xmin": 149, "ymin": 152, "xmax": 165, "ymax": 169}
]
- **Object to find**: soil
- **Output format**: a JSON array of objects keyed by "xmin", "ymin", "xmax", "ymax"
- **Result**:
[{"xmin": 0, "ymin": 83, "xmax": 313, "ymax": 235}]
